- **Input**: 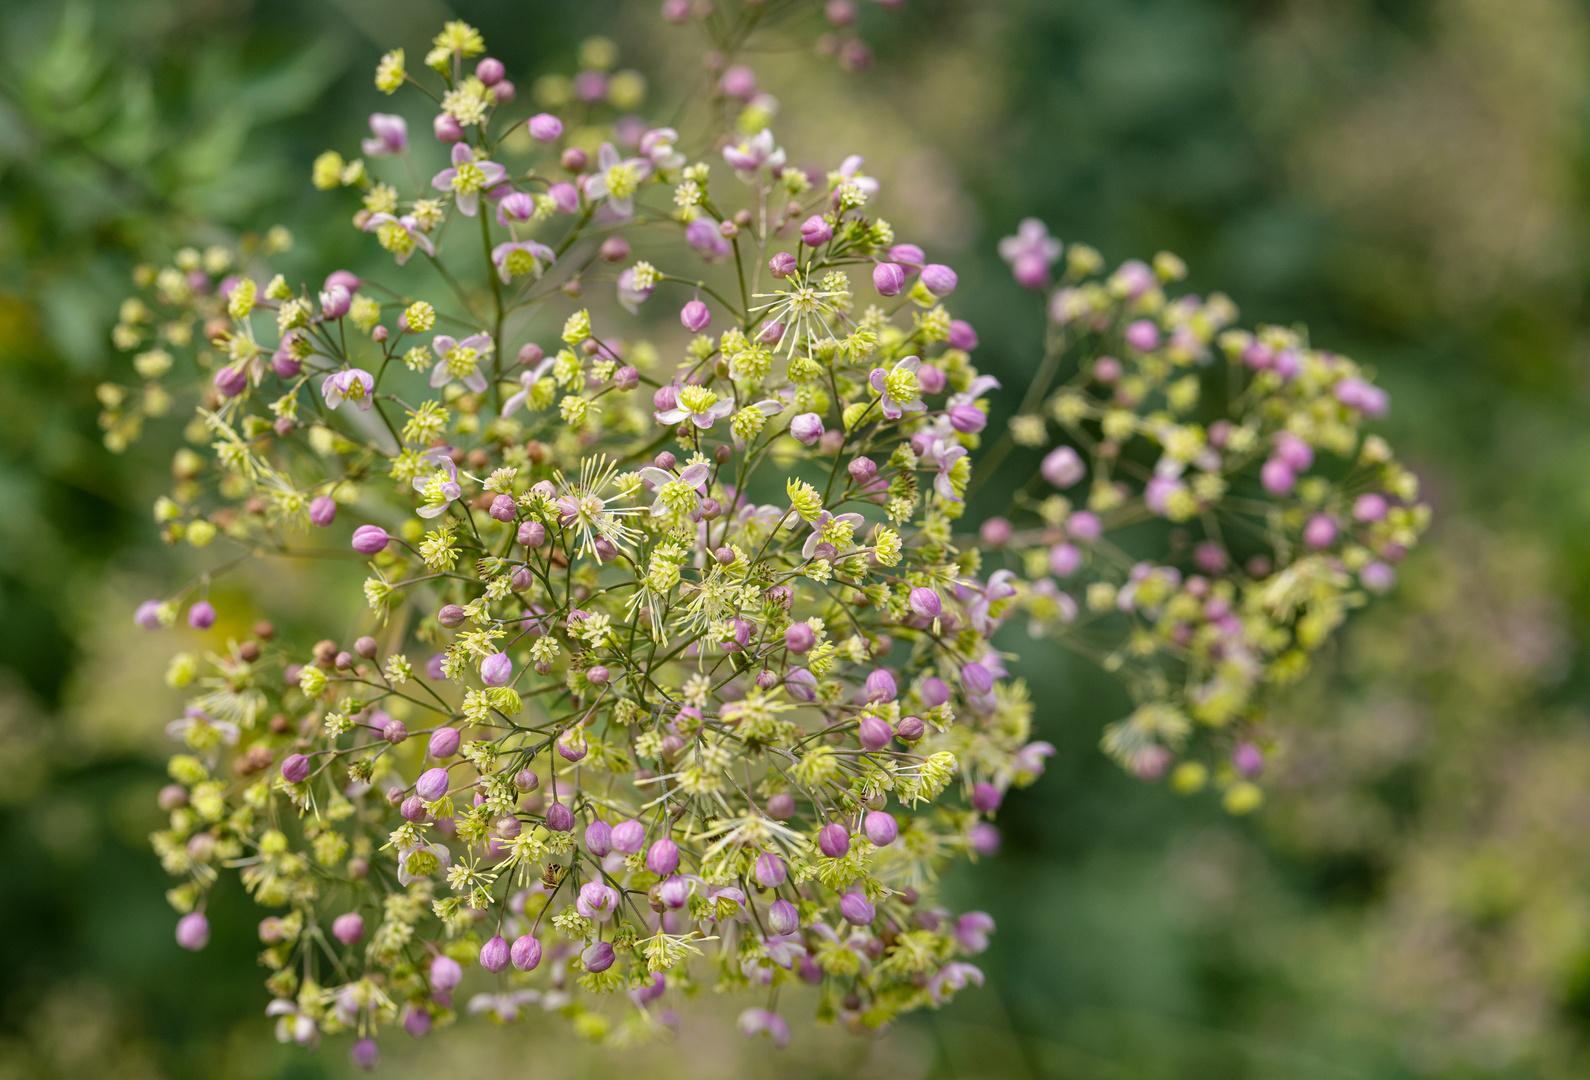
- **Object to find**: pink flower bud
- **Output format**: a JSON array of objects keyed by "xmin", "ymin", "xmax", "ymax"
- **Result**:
[
  {"xmin": 480, "ymin": 935, "xmax": 510, "ymax": 973},
  {"xmin": 858, "ymin": 715, "xmax": 893, "ymax": 751},
  {"xmin": 947, "ymin": 320, "xmax": 979, "ymax": 351},
  {"xmin": 790, "ymin": 412, "xmax": 825, "ymax": 445},
  {"xmin": 1260, "ymin": 458, "xmax": 1296, "ymax": 496},
  {"xmin": 768, "ymin": 252, "xmax": 796, "ymax": 277},
  {"xmin": 908, "ymin": 587, "xmax": 942, "ymax": 619},
  {"xmin": 528, "ymin": 113, "xmax": 563, "ymax": 141},
  {"xmin": 480, "ymin": 652, "xmax": 513, "ymax": 686},
  {"xmin": 415, "ymin": 767, "xmax": 449, "ymax": 802},
  {"xmin": 213, "ymin": 364, "xmax": 248, "ymax": 398},
  {"xmin": 611, "ymin": 819, "xmax": 645, "ymax": 854},
  {"xmin": 1049, "ymin": 543, "xmax": 1081, "ymax": 577},
  {"xmin": 476, "ymin": 57, "xmax": 505, "ymax": 86},
  {"xmin": 979, "ymin": 517, "xmax": 1013, "ymax": 547},
  {"xmin": 800, "ymin": 215, "xmax": 833, "ymax": 246},
  {"xmin": 784, "ymin": 622, "xmax": 816, "ymax": 652},
  {"xmin": 840, "ymin": 891, "xmax": 874, "ymax": 926},
  {"xmin": 767, "ymin": 792, "xmax": 796, "ymax": 819},
  {"xmin": 511, "ymin": 934, "xmax": 542, "ymax": 971},
  {"xmin": 1303, "ymin": 514, "xmax": 1338, "ymax": 549},
  {"xmin": 817, "ymin": 822, "xmax": 850, "ymax": 858},
  {"xmin": 754, "ymin": 852, "xmax": 787, "ymax": 887},
  {"xmin": 864, "ymin": 810, "xmax": 898, "ymax": 846},
  {"xmin": 489, "ymin": 494, "xmax": 517, "ymax": 522},
  {"xmin": 768, "ymin": 898, "xmax": 800, "ymax": 934},
  {"xmin": 545, "ymin": 801, "xmax": 574, "ymax": 831},
  {"xmin": 430, "ymin": 954, "xmax": 462, "ymax": 992},
  {"xmin": 1041, "ymin": 446, "xmax": 1085, "ymax": 488},
  {"xmin": 1125, "ymin": 319, "xmax": 1160, "ymax": 351},
  {"xmin": 873, "ymin": 262, "xmax": 906, "ymax": 296},
  {"xmin": 586, "ymin": 820, "xmax": 613, "ymax": 857},
  {"xmin": 175, "ymin": 912, "xmax": 209, "ymax": 951},
  {"xmin": 309, "ymin": 496, "xmax": 337, "ymax": 527},
  {"xmin": 350, "ymin": 524, "xmax": 390, "ymax": 554},
  {"xmin": 680, "ymin": 300, "xmax": 712, "ymax": 332},
  {"xmin": 187, "ymin": 600, "xmax": 216, "ymax": 630},
  {"xmin": 280, "ymin": 753, "xmax": 312, "ymax": 783},
  {"xmin": 920, "ymin": 263, "xmax": 958, "ymax": 296},
  {"xmin": 428, "ymin": 727, "xmax": 461, "ymax": 758},
  {"xmin": 332, "ymin": 912, "xmax": 365, "ymax": 945},
  {"xmin": 647, "ymin": 837, "xmax": 680, "ymax": 876},
  {"xmin": 433, "ymin": 113, "xmax": 463, "ymax": 142},
  {"xmin": 517, "ymin": 520, "xmax": 546, "ymax": 548},
  {"xmin": 971, "ymin": 783, "xmax": 1003, "ymax": 813},
  {"xmin": 614, "ymin": 365, "xmax": 640, "ymax": 390},
  {"xmin": 383, "ymin": 718, "xmax": 408, "ymax": 744}
]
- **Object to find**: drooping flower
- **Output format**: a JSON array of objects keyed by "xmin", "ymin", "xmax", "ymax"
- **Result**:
[
  {"xmin": 361, "ymin": 113, "xmax": 408, "ymax": 157},
  {"xmin": 656, "ymin": 384, "xmax": 733, "ymax": 430},
  {"xmin": 584, "ymin": 142, "xmax": 652, "ymax": 217},
  {"xmin": 429, "ymin": 333, "xmax": 494, "ymax": 393},
  {"xmin": 431, "ymin": 143, "xmax": 508, "ymax": 217},
  {"xmin": 722, "ymin": 128, "xmax": 785, "ymax": 175},
  {"xmin": 490, "ymin": 239, "xmax": 555, "ymax": 283},
  {"xmin": 998, "ymin": 218, "xmax": 1063, "ymax": 288},
  {"xmin": 868, "ymin": 355, "xmax": 925, "ymax": 420},
  {"xmin": 322, "ymin": 368, "xmax": 375, "ymax": 411},
  {"xmin": 363, "ymin": 212, "xmax": 435, "ymax": 265}
]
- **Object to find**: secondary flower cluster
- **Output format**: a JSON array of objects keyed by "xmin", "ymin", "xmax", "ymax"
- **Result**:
[
  {"xmin": 984, "ymin": 221, "xmax": 1428, "ymax": 814},
  {"xmin": 116, "ymin": 19, "xmax": 1034, "ymax": 1065}
]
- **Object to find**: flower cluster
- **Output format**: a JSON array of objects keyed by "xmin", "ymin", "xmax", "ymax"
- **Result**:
[
  {"xmin": 102, "ymin": 10, "xmax": 1418, "ymax": 1067},
  {"xmin": 982, "ymin": 222, "xmax": 1428, "ymax": 814},
  {"xmin": 116, "ymin": 19, "xmax": 1036, "ymax": 1065}
]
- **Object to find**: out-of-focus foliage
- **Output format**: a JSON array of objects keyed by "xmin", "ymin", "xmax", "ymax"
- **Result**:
[{"xmin": 3, "ymin": 0, "xmax": 1590, "ymax": 1077}]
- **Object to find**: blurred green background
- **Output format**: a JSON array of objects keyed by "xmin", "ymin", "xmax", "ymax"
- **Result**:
[{"xmin": 3, "ymin": 0, "xmax": 1590, "ymax": 1076}]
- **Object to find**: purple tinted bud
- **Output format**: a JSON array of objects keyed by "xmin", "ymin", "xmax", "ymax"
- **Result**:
[
  {"xmin": 428, "ymin": 727, "xmax": 461, "ymax": 759},
  {"xmin": 480, "ymin": 934, "xmax": 510, "ymax": 973},
  {"xmin": 1125, "ymin": 319, "xmax": 1161, "ymax": 351},
  {"xmin": 1275, "ymin": 433, "xmax": 1314, "ymax": 472},
  {"xmin": 517, "ymin": 520, "xmax": 546, "ymax": 547},
  {"xmin": 848, "ymin": 456, "xmax": 878, "ymax": 484},
  {"xmin": 582, "ymin": 941, "xmax": 615, "ymax": 973},
  {"xmin": 280, "ymin": 753, "xmax": 312, "ymax": 783},
  {"xmin": 980, "ymin": 517, "xmax": 1013, "ymax": 547},
  {"xmin": 611, "ymin": 819, "xmax": 645, "ymax": 854},
  {"xmin": 800, "ymin": 215, "xmax": 833, "ymax": 246},
  {"xmin": 784, "ymin": 623, "xmax": 816, "ymax": 653},
  {"xmin": 647, "ymin": 837, "xmax": 680, "ymax": 876},
  {"xmin": 897, "ymin": 715, "xmax": 926, "ymax": 741},
  {"xmin": 864, "ymin": 810, "xmax": 899, "ymax": 846},
  {"xmin": 918, "ymin": 364, "xmax": 947, "ymax": 394},
  {"xmin": 908, "ymin": 587, "xmax": 942, "ymax": 619},
  {"xmin": 864, "ymin": 668, "xmax": 898, "ymax": 703},
  {"xmin": 786, "ymin": 668, "xmax": 817, "ymax": 701},
  {"xmin": 545, "ymin": 802, "xmax": 574, "ymax": 832},
  {"xmin": 383, "ymin": 718, "xmax": 408, "ymax": 745},
  {"xmin": 919, "ymin": 676, "xmax": 950, "ymax": 708},
  {"xmin": 175, "ymin": 911, "xmax": 209, "ymax": 950},
  {"xmin": 858, "ymin": 715, "xmax": 893, "ymax": 751},
  {"xmin": 873, "ymin": 262, "xmax": 906, "ymax": 297},
  {"xmin": 653, "ymin": 385, "xmax": 678, "ymax": 412},
  {"xmin": 971, "ymin": 783, "xmax": 1003, "ymax": 814},
  {"xmin": 962, "ymin": 662, "xmax": 994, "ymax": 695},
  {"xmin": 817, "ymin": 822, "xmax": 850, "ymax": 859},
  {"xmin": 754, "ymin": 852, "xmax": 787, "ymax": 887},
  {"xmin": 349, "ymin": 1038, "xmax": 380, "ymax": 1072},
  {"xmin": 489, "ymin": 494, "xmax": 517, "ymax": 522},
  {"xmin": 213, "ymin": 364, "xmax": 248, "ymax": 398},
  {"xmin": 888, "ymin": 243, "xmax": 924, "ymax": 267},
  {"xmin": 433, "ymin": 113, "xmax": 463, "ymax": 143},
  {"xmin": 403, "ymin": 1005, "xmax": 432, "ymax": 1038},
  {"xmin": 719, "ymin": 64, "xmax": 756, "ymax": 98},
  {"xmin": 920, "ymin": 263, "xmax": 958, "ymax": 296},
  {"xmin": 956, "ymin": 910, "xmax": 995, "ymax": 952},
  {"xmin": 188, "ymin": 601, "xmax": 216, "ymax": 630},
  {"xmin": 970, "ymin": 822, "xmax": 1002, "ymax": 855},
  {"xmin": 947, "ymin": 320, "xmax": 979, "ymax": 351},
  {"xmin": 768, "ymin": 251, "xmax": 797, "ymax": 278},
  {"xmin": 758, "ymin": 320, "xmax": 786, "ymax": 345},
  {"xmin": 528, "ymin": 113, "xmax": 564, "ymax": 141},
  {"xmin": 320, "ymin": 284, "xmax": 352, "ymax": 320},
  {"xmin": 768, "ymin": 898, "xmax": 800, "ymax": 935},
  {"xmin": 158, "ymin": 784, "xmax": 187, "ymax": 811},
  {"xmin": 680, "ymin": 300, "xmax": 712, "ymax": 333},
  {"xmin": 790, "ymin": 412, "xmax": 825, "ymax": 445},
  {"xmin": 1361, "ymin": 560, "xmax": 1397, "ymax": 593},
  {"xmin": 437, "ymin": 604, "xmax": 466, "ymax": 628},
  {"xmin": 400, "ymin": 795, "xmax": 427, "ymax": 821},
  {"xmin": 840, "ymin": 891, "xmax": 874, "ymax": 926},
  {"xmin": 480, "ymin": 652, "xmax": 513, "ymax": 686},
  {"xmin": 548, "ymin": 181, "xmax": 579, "ymax": 212},
  {"xmin": 614, "ymin": 365, "xmax": 640, "ymax": 390},
  {"xmin": 332, "ymin": 912, "xmax": 365, "ymax": 945},
  {"xmin": 767, "ymin": 792, "xmax": 796, "ymax": 819},
  {"xmin": 586, "ymin": 819, "xmax": 613, "ymax": 857},
  {"xmin": 1354, "ymin": 493, "xmax": 1388, "ymax": 522},
  {"xmin": 686, "ymin": 218, "xmax": 730, "ymax": 261},
  {"xmin": 1013, "ymin": 252, "xmax": 1050, "ymax": 289},
  {"xmin": 1041, "ymin": 446, "xmax": 1085, "ymax": 489},
  {"xmin": 351, "ymin": 525, "xmax": 390, "ymax": 553},
  {"xmin": 476, "ymin": 57, "xmax": 505, "ymax": 85},
  {"xmin": 1303, "ymin": 515, "xmax": 1338, "ymax": 549},
  {"xmin": 511, "ymin": 934, "xmax": 543, "ymax": 971},
  {"xmin": 950, "ymin": 405, "xmax": 987, "ymax": 433},
  {"xmin": 135, "ymin": 600, "xmax": 164, "ymax": 630},
  {"xmin": 308, "ymin": 496, "xmax": 338, "ymax": 527},
  {"xmin": 1049, "ymin": 543, "xmax": 1081, "ymax": 577},
  {"xmin": 1232, "ymin": 742, "xmax": 1265, "ymax": 777},
  {"xmin": 657, "ymin": 875, "xmax": 691, "ymax": 909},
  {"xmin": 1068, "ymin": 511, "xmax": 1103, "ymax": 543},
  {"xmin": 1260, "ymin": 458, "xmax": 1295, "ymax": 495},
  {"xmin": 430, "ymin": 954, "xmax": 462, "ymax": 992},
  {"xmin": 492, "ymin": 78, "xmax": 516, "ymax": 103},
  {"xmin": 415, "ymin": 767, "xmax": 449, "ymax": 802}
]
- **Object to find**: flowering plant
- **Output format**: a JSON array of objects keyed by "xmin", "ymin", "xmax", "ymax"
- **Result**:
[{"xmin": 102, "ymin": 6, "xmax": 1421, "ymax": 1067}]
